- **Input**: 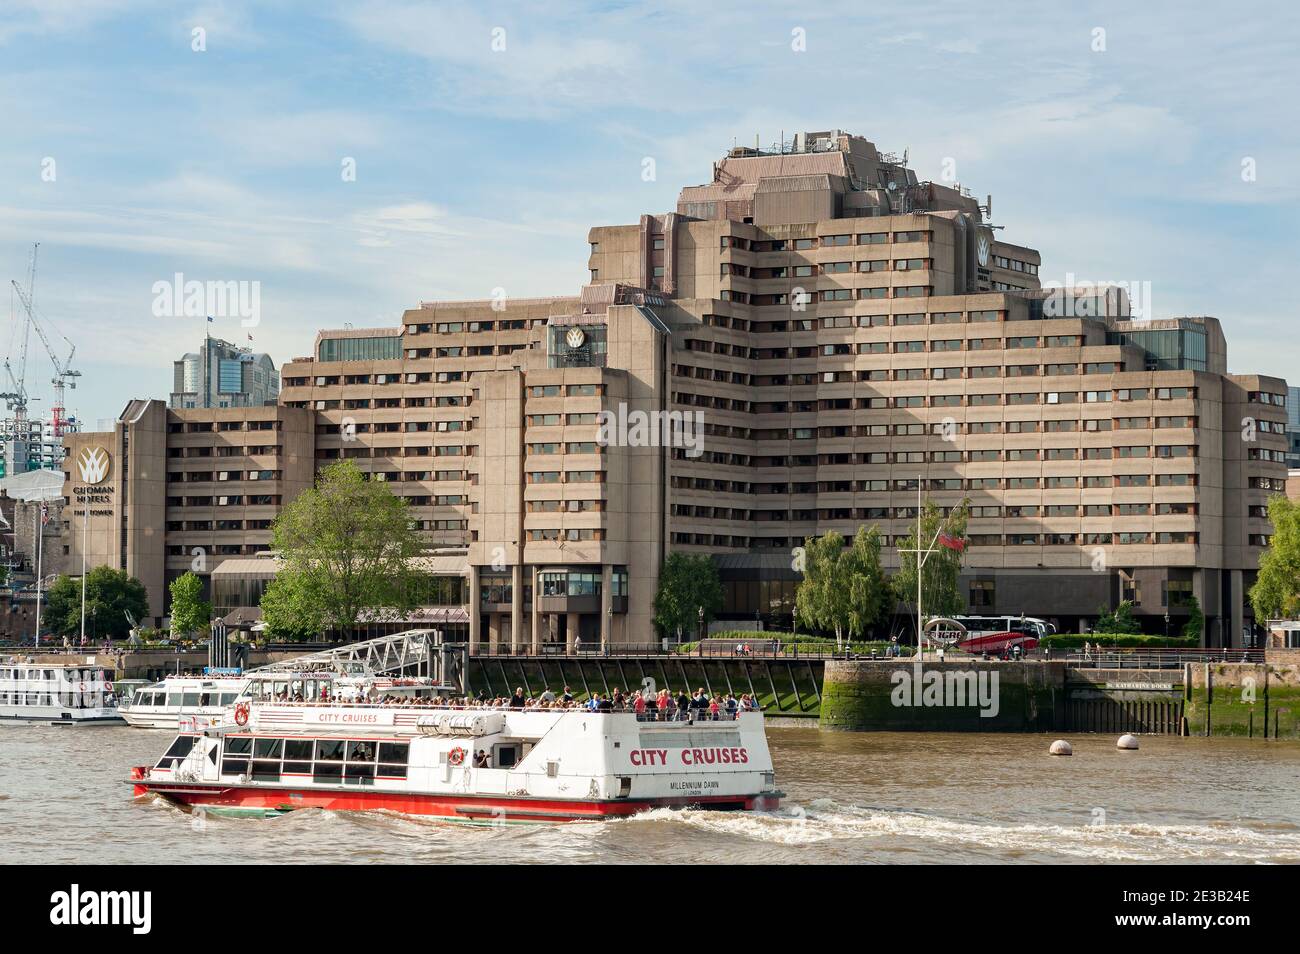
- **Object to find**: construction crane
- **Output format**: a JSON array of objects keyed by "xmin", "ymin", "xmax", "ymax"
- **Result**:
[{"xmin": 9, "ymin": 243, "xmax": 81, "ymax": 439}]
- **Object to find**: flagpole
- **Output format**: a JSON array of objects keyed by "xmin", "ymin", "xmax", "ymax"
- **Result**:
[
  {"xmin": 79, "ymin": 497, "xmax": 88, "ymax": 643},
  {"xmin": 916, "ymin": 478, "xmax": 923, "ymax": 661},
  {"xmin": 34, "ymin": 502, "xmax": 45, "ymax": 646}
]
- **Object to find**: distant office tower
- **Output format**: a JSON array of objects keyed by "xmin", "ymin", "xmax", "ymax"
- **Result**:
[{"xmin": 170, "ymin": 337, "xmax": 279, "ymax": 409}]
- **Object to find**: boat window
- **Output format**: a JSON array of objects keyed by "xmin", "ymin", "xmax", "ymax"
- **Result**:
[
  {"xmin": 199, "ymin": 693, "xmax": 214, "ymax": 707},
  {"xmin": 182, "ymin": 693, "xmax": 200, "ymax": 707},
  {"xmin": 251, "ymin": 759, "xmax": 281, "ymax": 782},
  {"xmin": 347, "ymin": 740, "xmax": 376, "ymax": 762},
  {"xmin": 166, "ymin": 694, "xmax": 181, "ymax": 707},
  {"xmin": 253, "ymin": 738, "xmax": 283, "ymax": 759},
  {"xmin": 156, "ymin": 735, "xmax": 198, "ymax": 768},
  {"xmin": 493, "ymin": 744, "xmax": 521, "ymax": 769},
  {"xmin": 225, "ymin": 736, "xmax": 253, "ymax": 755},
  {"xmin": 220, "ymin": 693, "xmax": 237, "ymax": 706},
  {"xmin": 377, "ymin": 742, "xmax": 409, "ymax": 779},
  {"xmin": 315, "ymin": 740, "xmax": 345, "ymax": 761},
  {"xmin": 163, "ymin": 735, "xmax": 198, "ymax": 759},
  {"xmin": 222, "ymin": 757, "xmax": 250, "ymax": 777},
  {"xmin": 284, "ymin": 739, "xmax": 313, "ymax": 760},
  {"xmin": 313, "ymin": 759, "xmax": 342, "ymax": 781}
]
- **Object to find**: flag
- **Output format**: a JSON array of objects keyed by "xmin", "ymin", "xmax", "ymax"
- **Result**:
[
  {"xmin": 247, "ymin": 333, "xmax": 253, "ymax": 341},
  {"xmin": 937, "ymin": 532, "xmax": 965, "ymax": 553},
  {"xmin": 40, "ymin": 502, "xmax": 49, "ymax": 526},
  {"xmin": 206, "ymin": 315, "xmax": 214, "ymax": 323}
]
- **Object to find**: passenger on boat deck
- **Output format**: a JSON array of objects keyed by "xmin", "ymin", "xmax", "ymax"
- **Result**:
[{"xmin": 473, "ymin": 750, "xmax": 490, "ymax": 768}]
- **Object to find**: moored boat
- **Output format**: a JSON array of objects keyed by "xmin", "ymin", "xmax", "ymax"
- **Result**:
[
  {"xmin": 130, "ymin": 698, "xmax": 782, "ymax": 822},
  {"xmin": 0, "ymin": 660, "xmax": 122, "ymax": 724}
]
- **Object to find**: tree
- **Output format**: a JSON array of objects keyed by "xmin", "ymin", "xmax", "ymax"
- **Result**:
[
  {"xmin": 653, "ymin": 553, "xmax": 724, "ymax": 642},
  {"xmin": 1182, "ymin": 594, "xmax": 1204, "ymax": 642},
  {"xmin": 44, "ymin": 566, "xmax": 149, "ymax": 640},
  {"xmin": 259, "ymin": 572, "xmax": 327, "ymax": 641},
  {"xmin": 1250, "ymin": 495, "xmax": 1300, "ymax": 621},
  {"xmin": 891, "ymin": 498, "xmax": 970, "ymax": 630},
  {"xmin": 1094, "ymin": 600, "xmax": 1143, "ymax": 635},
  {"xmin": 264, "ymin": 460, "xmax": 427, "ymax": 640},
  {"xmin": 795, "ymin": 526, "xmax": 889, "ymax": 650},
  {"xmin": 168, "ymin": 571, "xmax": 211, "ymax": 638}
]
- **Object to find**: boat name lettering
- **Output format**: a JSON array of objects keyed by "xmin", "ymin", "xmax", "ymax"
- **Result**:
[{"xmin": 631, "ymin": 747, "xmax": 749, "ymax": 766}]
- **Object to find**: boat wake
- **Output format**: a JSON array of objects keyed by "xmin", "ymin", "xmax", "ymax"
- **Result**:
[{"xmin": 621, "ymin": 799, "xmax": 1300, "ymax": 863}]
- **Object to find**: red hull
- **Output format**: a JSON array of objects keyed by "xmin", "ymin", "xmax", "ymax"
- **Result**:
[{"xmin": 134, "ymin": 780, "xmax": 777, "ymax": 822}]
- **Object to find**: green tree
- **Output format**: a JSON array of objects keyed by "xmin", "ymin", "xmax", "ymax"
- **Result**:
[
  {"xmin": 1182, "ymin": 594, "xmax": 1204, "ymax": 642},
  {"xmin": 44, "ymin": 566, "xmax": 149, "ymax": 640},
  {"xmin": 264, "ymin": 460, "xmax": 427, "ymax": 640},
  {"xmin": 796, "ymin": 526, "xmax": 889, "ymax": 649},
  {"xmin": 168, "ymin": 571, "xmax": 211, "ymax": 638},
  {"xmin": 653, "ymin": 552, "xmax": 724, "ymax": 642},
  {"xmin": 1094, "ymin": 600, "xmax": 1143, "ymax": 635},
  {"xmin": 1250, "ymin": 495, "xmax": 1300, "ymax": 621},
  {"xmin": 259, "ymin": 572, "xmax": 327, "ymax": 641},
  {"xmin": 892, "ymin": 499, "xmax": 970, "ymax": 628}
]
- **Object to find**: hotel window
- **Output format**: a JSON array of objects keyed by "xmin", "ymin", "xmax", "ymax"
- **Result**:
[
  {"xmin": 821, "ymin": 234, "xmax": 852, "ymax": 246},
  {"xmin": 969, "ymin": 580, "xmax": 995, "ymax": 608},
  {"xmin": 968, "ymin": 310, "xmax": 1001, "ymax": 323},
  {"xmin": 1045, "ymin": 477, "xmax": 1078, "ymax": 488},
  {"xmin": 858, "ymin": 260, "xmax": 888, "ymax": 272},
  {"xmin": 858, "ymin": 232, "xmax": 887, "ymax": 244}
]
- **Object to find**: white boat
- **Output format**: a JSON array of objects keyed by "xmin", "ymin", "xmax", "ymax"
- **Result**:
[
  {"xmin": 131, "ymin": 696, "xmax": 782, "ymax": 822},
  {"xmin": 118, "ymin": 674, "xmax": 247, "ymax": 730},
  {"xmin": 0, "ymin": 660, "xmax": 122, "ymax": 724}
]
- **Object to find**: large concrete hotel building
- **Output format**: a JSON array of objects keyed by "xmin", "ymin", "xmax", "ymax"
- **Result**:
[{"xmin": 60, "ymin": 130, "xmax": 1287, "ymax": 649}]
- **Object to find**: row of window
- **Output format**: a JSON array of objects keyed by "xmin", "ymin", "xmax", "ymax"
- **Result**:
[
  {"xmin": 672, "ymin": 473, "xmax": 1199, "ymax": 493},
  {"xmin": 678, "ymin": 502, "xmax": 1200, "ymax": 520},
  {"xmin": 716, "ymin": 231, "xmax": 934, "ymax": 251},
  {"xmin": 674, "ymin": 386, "xmax": 1200, "ymax": 410},
  {"xmin": 704, "ymin": 311, "xmax": 1007, "ymax": 331},
  {"xmin": 671, "ymin": 531, "xmax": 1201, "ymax": 549}
]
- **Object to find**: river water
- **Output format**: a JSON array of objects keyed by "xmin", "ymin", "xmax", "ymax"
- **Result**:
[{"xmin": 2, "ymin": 724, "xmax": 1297, "ymax": 864}]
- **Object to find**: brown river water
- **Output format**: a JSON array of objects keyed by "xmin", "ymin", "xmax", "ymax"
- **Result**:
[{"xmin": 2, "ymin": 724, "xmax": 1297, "ymax": 864}]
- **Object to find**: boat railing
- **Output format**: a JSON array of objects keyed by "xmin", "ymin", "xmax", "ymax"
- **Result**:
[{"xmin": 251, "ymin": 699, "xmax": 755, "ymax": 721}]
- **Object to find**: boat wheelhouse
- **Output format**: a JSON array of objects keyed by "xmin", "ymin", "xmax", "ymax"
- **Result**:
[
  {"xmin": 131, "ymin": 700, "xmax": 781, "ymax": 822},
  {"xmin": 0, "ymin": 660, "xmax": 122, "ymax": 724}
]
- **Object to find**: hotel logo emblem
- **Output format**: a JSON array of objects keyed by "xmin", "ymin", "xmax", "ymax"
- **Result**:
[
  {"xmin": 77, "ymin": 446, "xmax": 112, "ymax": 484},
  {"xmin": 976, "ymin": 233, "xmax": 990, "ymax": 268}
]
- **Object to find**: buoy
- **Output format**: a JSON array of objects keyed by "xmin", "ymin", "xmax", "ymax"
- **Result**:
[
  {"xmin": 1117, "ymin": 734, "xmax": 1140, "ymax": 750},
  {"xmin": 1049, "ymin": 739, "xmax": 1072, "ymax": 756}
]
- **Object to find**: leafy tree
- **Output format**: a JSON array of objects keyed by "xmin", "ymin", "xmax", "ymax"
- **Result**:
[
  {"xmin": 260, "ymin": 572, "xmax": 327, "ymax": 641},
  {"xmin": 1250, "ymin": 495, "xmax": 1300, "ymax": 621},
  {"xmin": 796, "ymin": 526, "xmax": 889, "ymax": 650},
  {"xmin": 264, "ymin": 460, "xmax": 427, "ymax": 640},
  {"xmin": 1094, "ymin": 600, "xmax": 1143, "ymax": 635},
  {"xmin": 892, "ymin": 499, "xmax": 970, "ymax": 627},
  {"xmin": 653, "ymin": 553, "xmax": 724, "ymax": 641},
  {"xmin": 1182, "ymin": 594, "xmax": 1204, "ymax": 642},
  {"xmin": 168, "ymin": 571, "xmax": 211, "ymax": 638},
  {"xmin": 44, "ymin": 566, "xmax": 149, "ymax": 640}
]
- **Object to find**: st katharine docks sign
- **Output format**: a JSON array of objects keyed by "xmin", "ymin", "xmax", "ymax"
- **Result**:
[{"xmin": 71, "ymin": 445, "xmax": 114, "ymax": 518}]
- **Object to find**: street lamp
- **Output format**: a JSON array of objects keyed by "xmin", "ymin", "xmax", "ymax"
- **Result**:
[
  {"xmin": 1164, "ymin": 612, "xmax": 1170, "ymax": 639},
  {"xmin": 698, "ymin": 605, "xmax": 705, "ymax": 646}
]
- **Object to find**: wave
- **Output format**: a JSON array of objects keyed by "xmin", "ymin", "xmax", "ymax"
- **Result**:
[{"xmin": 621, "ymin": 799, "xmax": 1300, "ymax": 862}]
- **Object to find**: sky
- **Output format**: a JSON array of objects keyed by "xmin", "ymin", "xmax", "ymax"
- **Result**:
[{"xmin": 0, "ymin": 0, "xmax": 1297, "ymax": 425}]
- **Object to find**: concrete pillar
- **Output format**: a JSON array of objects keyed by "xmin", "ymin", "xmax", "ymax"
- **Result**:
[
  {"xmin": 530, "ymin": 565, "xmax": 541, "ymax": 655},
  {"xmin": 488, "ymin": 614, "xmax": 500, "ymax": 655},
  {"xmin": 566, "ymin": 612, "xmax": 579, "ymax": 654},
  {"xmin": 601, "ymin": 564, "xmax": 613, "ymax": 653},
  {"xmin": 468, "ymin": 564, "xmax": 480, "ymax": 656},
  {"xmin": 1230, "ymin": 569, "xmax": 1244, "ymax": 649},
  {"xmin": 510, "ymin": 563, "xmax": 523, "ymax": 655}
]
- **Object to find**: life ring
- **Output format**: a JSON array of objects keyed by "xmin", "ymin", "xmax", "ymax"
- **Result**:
[
  {"xmin": 448, "ymin": 746, "xmax": 466, "ymax": 766},
  {"xmin": 233, "ymin": 702, "xmax": 250, "ymax": 727}
]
